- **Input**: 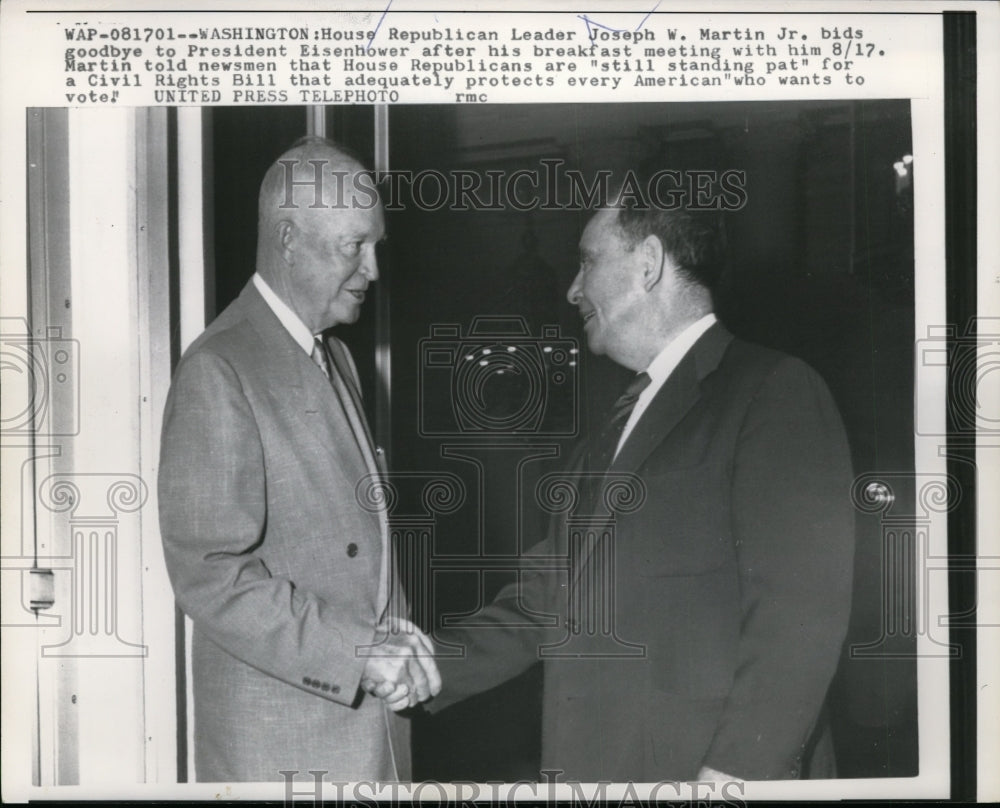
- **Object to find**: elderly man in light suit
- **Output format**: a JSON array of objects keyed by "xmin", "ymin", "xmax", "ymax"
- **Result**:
[{"xmin": 158, "ymin": 138, "xmax": 439, "ymax": 782}]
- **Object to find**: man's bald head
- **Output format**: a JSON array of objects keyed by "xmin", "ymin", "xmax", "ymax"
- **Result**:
[
  {"xmin": 257, "ymin": 137, "xmax": 373, "ymax": 232},
  {"xmin": 255, "ymin": 138, "xmax": 385, "ymax": 333}
]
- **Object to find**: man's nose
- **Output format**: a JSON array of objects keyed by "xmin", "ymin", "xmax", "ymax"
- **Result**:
[
  {"xmin": 360, "ymin": 245, "xmax": 379, "ymax": 282},
  {"xmin": 566, "ymin": 272, "xmax": 582, "ymax": 305}
]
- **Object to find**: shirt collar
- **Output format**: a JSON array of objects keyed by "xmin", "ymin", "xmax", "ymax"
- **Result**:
[
  {"xmin": 253, "ymin": 272, "xmax": 317, "ymax": 355},
  {"xmin": 612, "ymin": 312, "xmax": 718, "ymax": 461},
  {"xmin": 643, "ymin": 312, "xmax": 718, "ymax": 389}
]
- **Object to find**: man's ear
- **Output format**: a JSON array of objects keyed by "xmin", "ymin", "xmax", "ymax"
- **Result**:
[
  {"xmin": 641, "ymin": 234, "xmax": 666, "ymax": 291},
  {"xmin": 276, "ymin": 219, "xmax": 296, "ymax": 265}
]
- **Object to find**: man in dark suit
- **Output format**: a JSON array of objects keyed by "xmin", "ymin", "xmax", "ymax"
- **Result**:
[
  {"xmin": 426, "ymin": 191, "xmax": 855, "ymax": 782},
  {"xmin": 158, "ymin": 138, "xmax": 439, "ymax": 782}
]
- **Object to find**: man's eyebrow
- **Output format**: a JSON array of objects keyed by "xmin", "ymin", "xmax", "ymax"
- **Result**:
[{"xmin": 338, "ymin": 229, "xmax": 383, "ymax": 241}]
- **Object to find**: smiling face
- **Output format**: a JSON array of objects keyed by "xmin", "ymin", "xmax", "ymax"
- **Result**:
[
  {"xmin": 566, "ymin": 209, "xmax": 649, "ymax": 366},
  {"xmin": 286, "ymin": 192, "xmax": 385, "ymax": 332},
  {"xmin": 256, "ymin": 142, "xmax": 387, "ymax": 333}
]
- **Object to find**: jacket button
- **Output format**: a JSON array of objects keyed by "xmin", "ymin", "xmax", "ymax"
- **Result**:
[
  {"xmin": 321, "ymin": 682, "xmax": 330, "ymax": 692},
  {"xmin": 302, "ymin": 677, "xmax": 311, "ymax": 686},
  {"xmin": 346, "ymin": 543, "xmax": 358, "ymax": 557},
  {"xmin": 330, "ymin": 684, "xmax": 340, "ymax": 694}
]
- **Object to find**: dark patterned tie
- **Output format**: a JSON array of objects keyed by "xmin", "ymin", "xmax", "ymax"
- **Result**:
[{"xmin": 586, "ymin": 371, "xmax": 652, "ymax": 475}]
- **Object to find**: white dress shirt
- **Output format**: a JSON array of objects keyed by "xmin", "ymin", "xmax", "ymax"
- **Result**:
[
  {"xmin": 253, "ymin": 272, "xmax": 317, "ymax": 353},
  {"xmin": 614, "ymin": 312, "xmax": 718, "ymax": 459}
]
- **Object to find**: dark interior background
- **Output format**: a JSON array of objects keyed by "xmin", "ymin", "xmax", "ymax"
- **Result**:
[{"xmin": 210, "ymin": 101, "xmax": 916, "ymax": 780}]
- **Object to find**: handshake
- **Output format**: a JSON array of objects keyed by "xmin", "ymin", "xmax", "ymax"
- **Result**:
[{"xmin": 361, "ymin": 617, "xmax": 442, "ymax": 711}]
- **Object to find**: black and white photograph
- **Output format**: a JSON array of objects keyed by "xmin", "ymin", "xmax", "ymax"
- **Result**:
[{"xmin": 0, "ymin": 1, "xmax": 995, "ymax": 803}]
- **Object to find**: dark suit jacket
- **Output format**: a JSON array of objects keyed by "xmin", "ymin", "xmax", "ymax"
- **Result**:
[
  {"xmin": 428, "ymin": 323, "xmax": 855, "ymax": 782},
  {"xmin": 158, "ymin": 281, "xmax": 409, "ymax": 782}
]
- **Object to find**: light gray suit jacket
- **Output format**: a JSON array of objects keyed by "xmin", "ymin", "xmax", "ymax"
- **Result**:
[{"xmin": 158, "ymin": 280, "xmax": 409, "ymax": 782}]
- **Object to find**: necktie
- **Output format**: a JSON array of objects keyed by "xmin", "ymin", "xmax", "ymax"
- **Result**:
[
  {"xmin": 313, "ymin": 335, "xmax": 392, "ymax": 619},
  {"xmin": 312, "ymin": 335, "xmax": 378, "ymax": 467},
  {"xmin": 586, "ymin": 371, "xmax": 652, "ymax": 475},
  {"xmin": 576, "ymin": 371, "xmax": 651, "ymax": 571},
  {"xmin": 311, "ymin": 337, "xmax": 332, "ymax": 379}
]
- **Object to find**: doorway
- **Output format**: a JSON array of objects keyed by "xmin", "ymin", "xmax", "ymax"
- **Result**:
[{"xmin": 207, "ymin": 101, "xmax": 918, "ymax": 780}]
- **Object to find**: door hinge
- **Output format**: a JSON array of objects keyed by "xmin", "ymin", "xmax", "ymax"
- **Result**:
[{"xmin": 29, "ymin": 567, "xmax": 55, "ymax": 610}]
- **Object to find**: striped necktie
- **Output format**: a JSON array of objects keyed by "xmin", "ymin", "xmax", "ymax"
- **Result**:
[
  {"xmin": 311, "ymin": 337, "xmax": 333, "ymax": 379},
  {"xmin": 587, "ymin": 371, "xmax": 652, "ymax": 474}
]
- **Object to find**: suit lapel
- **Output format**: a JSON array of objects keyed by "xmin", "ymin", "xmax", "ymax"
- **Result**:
[
  {"xmin": 238, "ymin": 282, "xmax": 309, "ymax": 413},
  {"xmin": 241, "ymin": 281, "xmax": 392, "ymax": 618},
  {"xmin": 239, "ymin": 282, "xmax": 373, "ymax": 490},
  {"xmin": 609, "ymin": 355, "xmax": 700, "ymax": 475},
  {"xmin": 324, "ymin": 335, "xmax": 381, "ymax": 478},
  {"xmin": 569, "ymin": 323, "xmax": 733, "ymax": 589},
  {"xmin": 321, "ymin": 333, "xmax": 394, "ymax": 620},
  {"xmin": 612, "ymin": 322, "xmax": 733, "ymax": 475}
]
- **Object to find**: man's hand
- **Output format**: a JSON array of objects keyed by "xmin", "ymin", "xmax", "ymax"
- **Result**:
[
  {"xmin": 697, "ymin": 765, "xmax": 739, "ymax": 783},
  {"xmin": 360, "ymin": 618, "xmax": 441, "ymax": 711}
]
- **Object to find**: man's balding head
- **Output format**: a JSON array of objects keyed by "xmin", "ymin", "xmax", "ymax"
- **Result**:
[
  {"xmin": 257, "ymin": 138, "xmax": 371, "ymax": 231},
  {"xmin": 256, "ymin": 138, "xmax": 384, "ymax": 333}
]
